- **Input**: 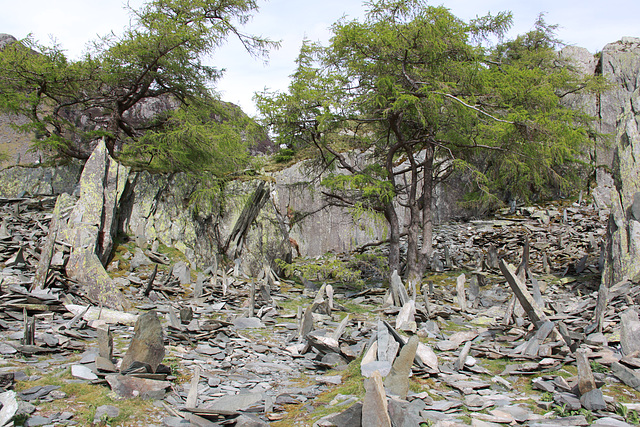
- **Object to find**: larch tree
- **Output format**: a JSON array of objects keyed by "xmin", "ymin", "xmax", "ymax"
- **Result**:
[
  {"xmin": 256, "ymin": 0, "xmax": 603, "ymax": 284},
  {"xmin": 0, "ymin": 0, "xmax": 278, "ymax": 173}
]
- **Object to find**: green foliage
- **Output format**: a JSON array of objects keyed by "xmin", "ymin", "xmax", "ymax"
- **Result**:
[
  {"xmin": 617, "ymin": 403, "xmax": 640, "ymax": 425},
  {"xmin": 590, "ymin": 361, "xmax": 608, "ymax": 374},
  {"xmin": 274, "ymin": 148, "xmax": 296, "ymax": 163},
  {"xmin": 277, "ymin": 255, "xmax": 364, "ymax": 286},
  {"xmin": 540, "ymin": 392, "xmax": 554, "ymax": 402},
  {"xmin": 553, "ymin": 404, "xmax": 594, "ymax": 423},
  {"xmin": 0, "ymin": 0, "xmax": 277, "ymax": 166},
  {"xmin": 257, "ymin": 0, "xmax": 604, "ymax": 279},
  {"xmin": 120, "ymin": 100, "xmax": 255, "ymax": 174}
]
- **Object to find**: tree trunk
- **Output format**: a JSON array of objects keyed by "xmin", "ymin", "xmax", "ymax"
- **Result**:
[
  {"xmin": 419, "ymin": 145, "xmax": 435, "ymax": 269},
  {"xmin": 384, "ymin": 203, "xmax": 401, "ymax": 275},
  {"xmin": 406, "ymin": 160, "xmax": 422, "ymax": 283},
  {"xmin": 406, "ymin": 144, "xmax": 435, "ymax": 285}
]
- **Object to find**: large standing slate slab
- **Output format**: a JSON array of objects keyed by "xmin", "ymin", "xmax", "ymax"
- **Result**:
[
  {"xmin": 120, "ymin": 311, "xmax": 165, "ymax": 373},
  {"xmin": 384, "ymin": 335, "xmax": 419, "ymax": 399},
  {"xmin": 60, "ymin": 140, "xmax": 129, "ymax": 310},
  {"xmin": 362, "ymin": 371, "xmax": 391, "ymax": 427}
]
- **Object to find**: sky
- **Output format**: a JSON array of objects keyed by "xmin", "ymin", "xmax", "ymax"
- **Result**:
[{"xmin": 1, "ymin": 0, "xmax": 639, "ymax": 117}]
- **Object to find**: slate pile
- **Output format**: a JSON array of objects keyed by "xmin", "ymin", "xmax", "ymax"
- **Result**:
[{"xmin": 1, "ymin": 196, "xmax": 640, "ymax": 426}]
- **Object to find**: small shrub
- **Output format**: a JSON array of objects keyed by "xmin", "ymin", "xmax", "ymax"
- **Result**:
[{"xmin": 274, "ymin": 148, "xmax": 295, "ymax": 163}]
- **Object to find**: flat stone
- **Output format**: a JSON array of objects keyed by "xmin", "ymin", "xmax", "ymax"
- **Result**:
[
  {"xmin": 234, "ymin": 413, "xmax": 269, "ymax": 427},
  {"xmin": 203, "ymin": 392, "xmax": 263, "ymax": 413},
  {"xmin": 232, "ymin": 317, "xmax": 264, "ymax": 330},
  {"xmin": 532, "ymin": 378, "xmax": 555, "ymax": 393},
  {"xmin": 362, "ymin": 371, "xmax": 391, "ymax": 427},
  {"xmin": 396, "ymin": 300, "xmax": 416, "ymax": 332},
  {"xmin": 93, "ymin": 405, "xmax": 120, "ymax": 423},
  {"xmin": 528, "ymin": 415, "xmax": 589, "ymax": 426},
  {"xmin": 316, "ymin": 402, "xmax": 362, "ymax": 427},
  {"xmin": 437, "ymin": 331, "xmax": 478, "ymax": 351},
  {"xmin": 71, "ymin": 364, "xmax": 98, "ymax": 380},
  {"xmin": 18, "ymin": 385, "xmax": 60, "ymax": 402},
  {"xmin": 416, "ymin": 343, "xmax": 439, "ymax": 371},
  {"xmin": 130, "ymin": 248, "xmax": 152, "ymax": 269},
  {"xmin": 0, "ymin": 391, "xmax": 18, "ymax": 427},
  {"xmin": 321, "ymin": 352, "xmax": 348, "ymax": 367},
  {"xmin": 553, "ymin": 392, "xmax": 581, "ymax": 411},
  {"xmin": 172, "ymin": 261, "xmax": 191, "ymax": 285},
  {"xmin": 361, "ymin": 361, "xmax": 392, "ymax": 378},
  {"xmin": 106, "ymin": 374, "xmax": 170, "ymax": 400},
  {"xmin": 425, "ymin": 400, "xmax": 463, "ymax": 411},
  {"xmin": 121, "ymin": 310, "xmax": 165, "ymax": 373},
  {"xmin": 316, "ymin": 375, "xmax": 342, "ymax": 385},
  {"xmin": 162, "ymin": 416, "xmax": 190, "ymax": 426},
  {"xmin": 388, "ymin": 397, "xmax": 423, "ymax": 427},
  {"xmin": 24, "ymin": 415, "xmax": 50, "ymax": 426},
  {"xmin": 612, "ymin": 362, "xmax": 640, "ymax": 391},
  {"xmin": 0, "ymin": 343, "xmax": 17, "ymax": 355},
  {"xmin": 592, "ymin": 417, "xmax": 634, "ymax": 426},
  {"xmin": 495, "ymin": 405, "xmax": 530, "ymax": 423},
  {"xmin": 307, "ymin": 333, "xmax": 340, "ymax": 354},
  {"xmin": 95, "ymin": 355, "xmax": 118, "ymax": 373}
]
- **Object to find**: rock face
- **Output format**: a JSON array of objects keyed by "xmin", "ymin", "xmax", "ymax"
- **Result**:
[
  {"xmin": 598, "ymin": 37, "xmax": 640, "ymax": 286},
  {"xmin": 0, "ymin": 161, "xmax": 83, "ymax": 197},
  {"xmin": 562, "ymin": 37, "xmax": 640, "ymax": 287},
  {"xmin": 120, "ymin": 172, "xmax": 291, "ymax": 275}
]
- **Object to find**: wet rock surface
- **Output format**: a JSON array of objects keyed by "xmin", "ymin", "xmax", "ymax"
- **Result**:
[{"xmin": 0, "ymin": 195, "xmax": 639, "ymax": 426}]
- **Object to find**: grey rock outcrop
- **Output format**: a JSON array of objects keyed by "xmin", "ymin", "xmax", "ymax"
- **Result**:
[
  {"xmin": 0, "ymin": 34, "xmax": 17, "ymax": 50},
  {"xmin": 561, "ymin": 37, "xmax": 640, "ymax": 289},
  {"xmin": 120, "ymin": 172, "xmax": 291, "ymax": 275},
  {"xmin": 598, "ymin": 37, "xmax": 640, "ymax": 287},
  {"xmin": 0, "ymin": 161, "xmax": 83, "ymax": 197},
  {"xmin": 59, "ymin": 140, "xmax": 129, "ymax": 309}
]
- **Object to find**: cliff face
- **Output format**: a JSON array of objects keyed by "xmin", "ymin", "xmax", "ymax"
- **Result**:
[
  {"xmin": 563, "ymin": 37, "xmax": 640, "ymax": 286},
  {"xmin": 598, "ymin": 38, "xmax": 640, "ymax": 286}
]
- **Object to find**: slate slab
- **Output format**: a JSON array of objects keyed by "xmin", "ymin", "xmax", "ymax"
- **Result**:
[
  {"xmin": 121, "ymin": 310, "xmax": 165, "ymax": 373},
  {"xmin": 203, "ymin": 392, "xmax": 263, "ymax": 413},
  {"xmin": 362, "ymin": 371, "xmax": 391, "ymax": 427},
  {"xmin": 384, "ymin": 335, "xmax": 418, "ymax": 399},
  {"xmin": 106, "ymin": 374, "xmax": 171, "ymax": 400}
]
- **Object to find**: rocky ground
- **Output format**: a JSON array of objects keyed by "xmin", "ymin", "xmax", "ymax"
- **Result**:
[{"xmin": 1, "ymin": 194, "xmax": 640, "ymax": 427}]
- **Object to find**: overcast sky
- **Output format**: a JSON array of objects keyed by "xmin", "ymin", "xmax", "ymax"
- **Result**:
[{"xmin": 1, "ymin": 0, "xmax": 638, "ymax": 116}]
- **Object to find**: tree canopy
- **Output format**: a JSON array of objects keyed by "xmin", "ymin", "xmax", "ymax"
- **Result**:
[
  {"xmin": 0, "ymin": 0, "xmax": 277, "ymax": 172},
  {"xmin": 256, "ymin": 0, "xmax": 604, "ymax": 283}
]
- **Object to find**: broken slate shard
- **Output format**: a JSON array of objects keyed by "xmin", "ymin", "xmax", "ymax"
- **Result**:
[
  {"xmin": 362, "ymin": 371, "xmax": 391, "ymax": 427},
  {"xmin": 120, "ymin": 311, "xmax": 165, "ymax": 373}
]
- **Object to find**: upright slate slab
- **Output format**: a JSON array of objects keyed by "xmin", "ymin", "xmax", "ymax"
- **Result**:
[{"xmin": 121, "ymin": 311, "xmax": 165, "ymax": 373}]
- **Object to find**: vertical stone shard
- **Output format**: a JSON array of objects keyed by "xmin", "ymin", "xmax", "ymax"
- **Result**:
[{"xmin": 59, "ymin": 140, "xmax": 129, "ymax": 310}]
